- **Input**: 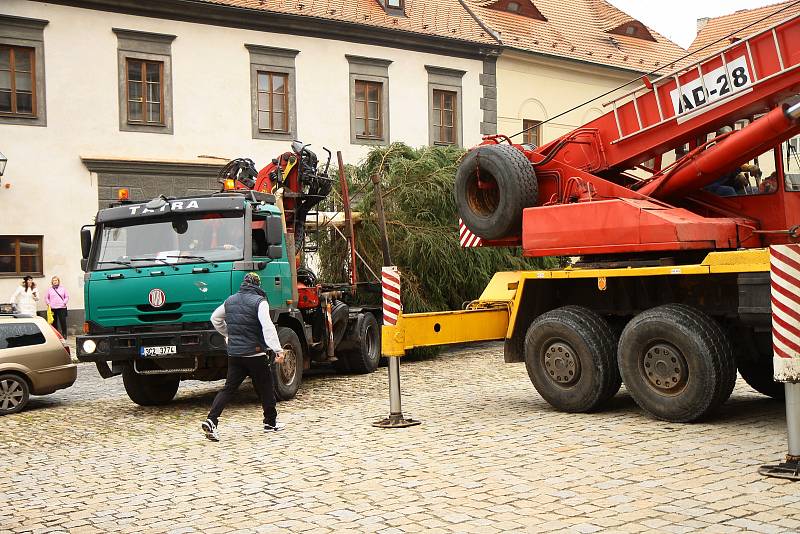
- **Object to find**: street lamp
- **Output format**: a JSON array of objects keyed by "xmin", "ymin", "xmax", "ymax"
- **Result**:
[{"xmin": 0, "ymin": 151, "xmax": 6, "ymax": 176}]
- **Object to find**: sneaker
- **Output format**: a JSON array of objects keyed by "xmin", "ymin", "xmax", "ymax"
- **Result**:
[
  {"xmin": 264, "ymin": 421, "xmax": 286, "ymax": 432},
  {"xmin": 202, "ymin": 419, "xmax": 220, "ymax": 442}
]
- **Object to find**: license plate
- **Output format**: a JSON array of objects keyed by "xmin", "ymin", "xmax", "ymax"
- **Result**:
[{"xmin": 140, "ymin": 345, "xmax": 177, "ymax": 357}]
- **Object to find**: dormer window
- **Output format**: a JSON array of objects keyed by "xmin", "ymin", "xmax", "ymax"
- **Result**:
[
  {"xmin": 607, "ymin": 20, "xmax": 656, "ymax": 42},
  {"xmin": 378, "ymin": 0, "xmax": 405, "ymax": 16},
  {"xmin": 486, "ymin": 0, "xmax": 546, "ymax": 21}
]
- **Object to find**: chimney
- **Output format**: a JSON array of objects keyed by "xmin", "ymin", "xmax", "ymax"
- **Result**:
[{"xmin": 697, "ymin": 17, "xmax": 710, "ymax": 32}]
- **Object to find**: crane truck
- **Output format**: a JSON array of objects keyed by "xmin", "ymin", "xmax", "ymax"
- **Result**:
[
  {"xmin": 76, "ymin": 142, "xmax": 381, "ymax": 406},
  {"xmin": 382, "ymin": 12, "xmax": 800, "ymax": 423}
]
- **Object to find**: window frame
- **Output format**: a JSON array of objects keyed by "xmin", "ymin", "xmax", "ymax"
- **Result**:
[
  {"xmin": 522, "ymin": 119, "xmax": 542, "ymax": 147},
  {"xmin": 354, "ymin": 79, "xmax": 384, "ymax": 140},
  {"xmin": 256, "ymin": 70, "xmax": 290, "ymax": 133},
  {"xmin": 426, "ymin": 65, "xmax": 464, "ymax": 147},
  {"xmin": 247, "ymin": 44, "xmax": 299, "ymax": 141},
  {"xmin": 347, "ymin": 55, "xmax": 392, "ymax": 146},
  {"xmin": 125, "ymin": 58, "xmax": 165, "ymax": 126},
  {"xmin": 0, "ymin": 14, "xmax": 48, "ymax": 127},
  {"xmin": 0, "ymin": 45, "xmax": 37, "ymax": 117},
  {"xmin": 431, "ymin": 89, "xmax": 457, "ymax": 146},
  {"xmin": 114, "ymin": 28, "xmax": 175, "ymax": 135},
  {"xmin": 0, "ymin": 235, "xmax": 43, "ymax": 277}
]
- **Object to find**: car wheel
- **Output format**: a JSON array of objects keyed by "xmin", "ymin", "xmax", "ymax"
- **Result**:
[{"xmin": 0, "ymin": 374, "xmax": 31, "ymax": 415}]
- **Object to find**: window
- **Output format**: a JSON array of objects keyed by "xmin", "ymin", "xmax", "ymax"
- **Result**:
[
  {"xmin": 126, "ymin": 59, "xmax": 163, "ymax": 125},
  {"xmin": 507, "ymin": 1, "xmax": 520, "ymax": 12},
  {"xmin": 523, "ymin": 119, "xmax": 542, "ymax": 147},
  {"xmin": 257, "ymin": 72, "xmax": 288, "ymax": 132},
  {"xmin": 381, "ymin": 0, "xmax": 405, "ymax": 15},
  {"xmin": 0, "ymin": 46, "xmax": 35, "ymax": 116},
  {"xmin": 0, "ymin": 15, "xmax": 48, "ymax": 126},
  {"xmin": 0, "ymin": 236, "xmax": 43, "ymax": 276},
  {"xmin": 783, "ymin": 135, "xmax": 800, "ymax": 192},
  {"xmin": 247, "ymin": 45, "xmax": 298, "ymax": 140},
  {"xmin": 114, "ymin": 28, "xmax": 175, "ymax": 134},
  {"xmin": 387, "ymin": 0, "xmax": 404, "ymax": 7},
  {"xmin": 347, "ymin": 55, "xmax": 391, "ymax": 145},
  {"xmin": 432, "ymin": 90, "xmax": 457, "ymax": 145},
  {"xmin": 0, "ymin": 323, "xmax": 46, "ymax": 349},
  {"xmin": 426, "ymin": 65, "xmax": 464, "ymax": 147},
  {"xmin": 354, "ymin": 80, "xmax": 382, "ymax": 139}
]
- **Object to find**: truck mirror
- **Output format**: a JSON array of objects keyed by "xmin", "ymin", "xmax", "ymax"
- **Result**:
[
  {"xmin": 264, "ymin": 215, "xmax": 283, "ymax": 246},
  {"xmin": 267, "ymin": 245, "xmax": 282, "ymax": 259},
  {"xmin": 80, "ymin": 228, "xmax": 92, "ymax": 259},
  {"xmin": 80, "ymin": 258, "xmax": 89, "ymax": 272}
]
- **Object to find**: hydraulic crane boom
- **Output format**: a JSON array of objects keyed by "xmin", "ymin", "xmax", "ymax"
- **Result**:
[{"xmin": 455, "ymin": 12, "xmax": 800, "ymax": 258}]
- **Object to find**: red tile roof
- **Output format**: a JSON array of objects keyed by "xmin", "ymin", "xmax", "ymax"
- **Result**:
[
  {"xmin": 466, "ymin": 0, "xmax": 687, "ymax": 72},
  {"xmin": 688, "ymin": 1, "xmax": 800, "ymax": 56},
  {"xmin": 195, "ymin": 0, "xmax": 499, "ymax": 45}
]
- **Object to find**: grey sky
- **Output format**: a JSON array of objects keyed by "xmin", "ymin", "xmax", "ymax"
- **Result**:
[{"xmin": 607, "ymin": 0, "xmax": 789, "ymax": 49}]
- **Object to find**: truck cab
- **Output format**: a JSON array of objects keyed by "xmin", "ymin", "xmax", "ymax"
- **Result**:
[{"xmin": 76, "ymin": 191, "xmax": 306, "ymax": 406}]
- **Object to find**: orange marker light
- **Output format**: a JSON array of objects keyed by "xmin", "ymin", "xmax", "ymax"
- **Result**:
[
  {"xmin": 117, "ymin": 188, "xmax": 130, "ymax": 201},
  {"xmin": 224, "ymin": 178, "xmax": 236, "ymax": 190}
]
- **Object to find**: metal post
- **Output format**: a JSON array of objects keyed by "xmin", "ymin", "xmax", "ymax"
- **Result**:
[
  {"xmin": 369, "ymin": 178, "xmax": 420, "ymax": 428},
  {"xmin": 760, "ymin": 244, "xmax": 800, "ymax": 480}
]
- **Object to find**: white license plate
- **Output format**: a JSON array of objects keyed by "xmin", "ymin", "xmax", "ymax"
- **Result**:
[{"xmin": 140, "ymin": 345, "xmax": 177, "ymax": 357}]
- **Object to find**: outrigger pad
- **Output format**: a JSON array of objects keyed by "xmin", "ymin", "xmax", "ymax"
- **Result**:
[{"xmin": 759, "ymin": 459, "xmax": 800, "ymax": 481}]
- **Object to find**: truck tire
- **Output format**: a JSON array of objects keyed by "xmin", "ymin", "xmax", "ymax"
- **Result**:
[
  {"xmin": 122, "ymin": 368, "xmax": 180, "ymax": 406},
  {"xmin": 0, "ymin": 373, "xmax": 30, "ymax": 415},
  {"xmin": 455, "ymin": 144, "xmax": 537, "ymax": 240},
  {"xmin": 336, "ymin": 313, "xmax": 381, "ymax": 374},
  {"xmin": 524, "ymin": 306, "xmax": 620, "ymax": 413},
  {"xmin": 273, "ymin": 327, "xmax": 303, "ymax": 401},
  {"xmin": 738, "ymin": 356, "xmax": 784, "ymax": 399},
  {"xmin": 618, "ymin": 304, "xmax": 737, "ymax": 423}
]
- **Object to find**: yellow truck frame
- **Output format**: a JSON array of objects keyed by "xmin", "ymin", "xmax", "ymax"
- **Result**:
[{"xmin": 383, "ymin": 249, "xmax": 774, "ymax": 423}]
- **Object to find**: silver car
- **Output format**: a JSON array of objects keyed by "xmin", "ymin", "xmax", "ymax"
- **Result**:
[{"xmin": 0, "ymin": 305, "xmax": 77, "ymax": 414}]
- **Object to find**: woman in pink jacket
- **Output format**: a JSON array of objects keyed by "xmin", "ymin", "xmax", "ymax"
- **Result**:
[{"xmin": 45, "ymin": 276, "xmax": 69, "ymax": 337}]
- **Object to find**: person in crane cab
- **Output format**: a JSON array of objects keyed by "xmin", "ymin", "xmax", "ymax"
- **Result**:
[{"xmin": 201, "ymin": 272, "xmax": 286, "ymax": 441}]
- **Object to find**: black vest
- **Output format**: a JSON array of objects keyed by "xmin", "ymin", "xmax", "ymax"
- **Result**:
[{"xmin": 224, "ymin": 286, "xmax": 267, "ymax": 356}]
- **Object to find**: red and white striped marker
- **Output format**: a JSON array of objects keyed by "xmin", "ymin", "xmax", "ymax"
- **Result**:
[
  {"xmin": 382, "ymin": 266, "xmax": 401, "ymax": 326},
  {"xmin": 459, "ymin": 218, "xmax": 483, "ymax": 248},
  {"xmin": 771, "ymin": 244, "xmax": 800, "ymax": 382}
]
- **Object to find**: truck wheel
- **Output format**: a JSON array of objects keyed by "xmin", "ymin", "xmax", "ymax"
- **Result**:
[
  {"xmin": 0, "ymin": 373, "xmax": 30, "ymax": 415},
  {"xmin": 455, "ymin": 144, "xmax": 537, "ymax": 240},
  {"xmin": 122, "ymin": 368, "xmax": 180, "ymax": 406},
  {"xmin": 738, "ymin": 356, "xmax": 784, "ymax": 399},
  {"xmin": 618, "ymin": 304, "xmax": 737, "ymax": 423},
  {"xmin": 337, "ymin": 313, "xmax": 381, "ymax": 374},
  {"xmin": 273, "ymin": 327, "xmax": 303, "ymax": 401},
  {"xmin": 524, "ymin": 306, "xmax": 620, "ymax": 413}
]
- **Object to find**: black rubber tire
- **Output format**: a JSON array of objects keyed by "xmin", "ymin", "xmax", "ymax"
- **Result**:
[
  {"xmin": 455, "ymin": 144, "xmax": 537, "ymax": 240},
  {"xmin": 331, "ymin": 301, "xmax": 349, "ymax": 348},
  {"xmin": 618, "ymin": 304, "xmax": 737, "ymax": 423},
  {"xmin": 0, "ymin": 373, "xmax": 30, "ymax": 415},
  {"xmin": 273, "ymin": 326, "xmax": 303, "ymax": 401},
  {"xmin": 122, "ymin": 368, "xmax": 180, "ymax": 406},
  {"xmin": 524, "ymin": 306, "xmax": 620, "ymax": 413},
  {"xmin": 337, "ymin": 313, "xmax": 381, "ymax": 374},
  {"xmin": 738, "ymin": 355, "xmax": 784, "ymax": 399}
]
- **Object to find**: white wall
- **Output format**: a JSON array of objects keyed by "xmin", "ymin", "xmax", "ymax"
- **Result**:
[
  {"xmin": 0, "ymin": 0, "xmax": 484, "ymax": 313},
  {"xmin": 496, "ymin": 50, "xmax": 641, "ymax": 144}
]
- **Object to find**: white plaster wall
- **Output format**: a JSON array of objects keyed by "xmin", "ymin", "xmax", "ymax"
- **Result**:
[
  {"xmin": 0, "ymin": 0, "xmax": 483, "ymax": 312},
  {"xmin": 496, "ymin": 50, "xmax": 641, "ymax": 144}
]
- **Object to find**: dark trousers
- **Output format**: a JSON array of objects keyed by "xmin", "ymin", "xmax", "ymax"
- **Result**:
[
  {"xmin": 207, "ymin": 355, "xmax": 277, "ymax": 427},
  {"xmin": 52, "ymin": 308, "xmax": 68, "ymax": 337}
]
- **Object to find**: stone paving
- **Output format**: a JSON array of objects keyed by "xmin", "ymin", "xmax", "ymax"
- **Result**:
[{"xmin": 2, "ymin": 342, "xmax": 800, "ymax": 533}]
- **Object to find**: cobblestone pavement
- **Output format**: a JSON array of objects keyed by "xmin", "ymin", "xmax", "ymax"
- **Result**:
[{"xmin": 3, "ymin": 342, "xmax": 800, "ymax": 533}]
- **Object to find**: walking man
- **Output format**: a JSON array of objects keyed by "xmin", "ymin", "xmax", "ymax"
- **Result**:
[{"xmin": 202, "ymin": 272, "xmax": 285, "ymax": 441}]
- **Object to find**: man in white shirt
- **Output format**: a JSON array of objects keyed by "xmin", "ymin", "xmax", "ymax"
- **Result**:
[{"xmin": 202, "ymin": 272, "xmax": 286, "ymax": 441}]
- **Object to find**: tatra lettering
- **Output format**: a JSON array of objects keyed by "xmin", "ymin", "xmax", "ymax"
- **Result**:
[
  {"xmin": 186, "ymin": 201, "xmax": 199, "ymax": 209},
  {"xmin": 128, "ymin": 206, "xmax": 140, "ymax": 215},
  {"xmin": 171, "ymin": 202, "xmax": 184, "ymax": 210}
]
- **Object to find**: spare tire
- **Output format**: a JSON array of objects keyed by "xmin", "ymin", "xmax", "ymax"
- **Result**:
[{"xmin": 455, "ymin": 144, "xmax": 537, "ymax": 240}]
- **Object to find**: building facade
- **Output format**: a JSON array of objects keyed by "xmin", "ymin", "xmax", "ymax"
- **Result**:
[{"xmin": 0, "ymin": 0, "xmax": 499, "ymax": 329}]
